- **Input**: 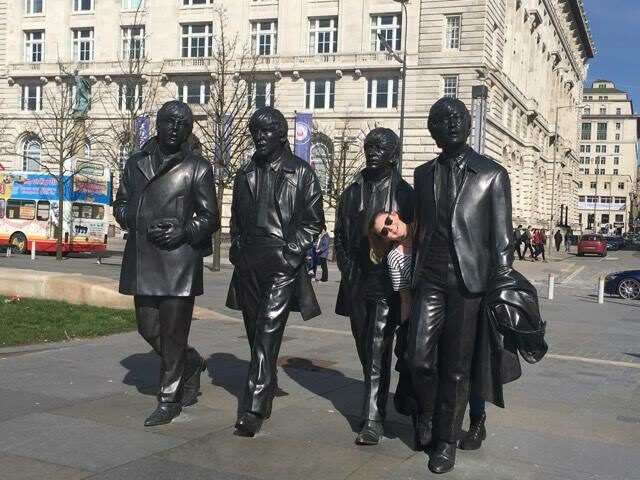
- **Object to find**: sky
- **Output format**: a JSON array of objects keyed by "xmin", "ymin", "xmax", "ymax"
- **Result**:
[{"xmin": 582, "ymin": 0, "xmax": 640, "ymax": 112}]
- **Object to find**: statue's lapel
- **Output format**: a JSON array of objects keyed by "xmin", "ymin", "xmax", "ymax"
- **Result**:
[{"xmin": 136, "ymin": 154, "xmax": 155, "ymax": 182}]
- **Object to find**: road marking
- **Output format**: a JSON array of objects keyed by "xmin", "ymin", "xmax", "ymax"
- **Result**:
[
  {"xmin": 546, "ymin": 354, "xmax": 640, "ymax": 369},
  {"xmin": 560, "ymin": 266, "xmax": 585, "ymax": 284}
]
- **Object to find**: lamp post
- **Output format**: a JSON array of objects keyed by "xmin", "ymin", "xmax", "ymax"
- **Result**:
[
  {"xmin": 550, "ymin": 103, "xmax": 583, "ymax": 257},
  {"xmin": 377, "ymin": 0, "xmax": 409, "ymax": 173}
]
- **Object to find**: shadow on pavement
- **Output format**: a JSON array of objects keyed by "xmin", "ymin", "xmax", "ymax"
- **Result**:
[{"xmin": 121, "ymin": 351, "xmax": 160, "ymax": 396}]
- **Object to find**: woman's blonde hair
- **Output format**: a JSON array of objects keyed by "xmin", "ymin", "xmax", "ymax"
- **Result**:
[{"xmin": 368, "ymin": 211, "xmax": 393, "ymax": 264}]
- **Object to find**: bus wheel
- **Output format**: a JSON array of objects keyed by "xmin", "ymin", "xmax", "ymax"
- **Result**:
[{"xmin": 9, "ymin": 232, "xmax": 28, "ymax": 254}]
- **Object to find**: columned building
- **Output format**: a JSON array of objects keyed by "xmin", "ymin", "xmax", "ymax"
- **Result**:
[
  {"xmin": 577, "ymin": 80, "xmax": 640, "ymax": 234},
  {"xmin": 0, "ymin": 0, "xmax": 594, "ymax": 231}
]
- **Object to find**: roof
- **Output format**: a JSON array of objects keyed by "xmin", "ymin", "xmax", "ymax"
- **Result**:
[
  {"xmin": 583, "ymin": 88, "xmax": 626, "ymax": 94},
  {"xmin": 569, "ymin": 0, "xmax": 596, "ymax": 59}
]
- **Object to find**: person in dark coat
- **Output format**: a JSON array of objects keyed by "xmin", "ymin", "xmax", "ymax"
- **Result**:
[
  {"xmin": 334, "ymin": 128, "xmax": 413, "ymax": 445},
  {"xmin": 554, "ymin": 229, "xmax": 563, "ymax": 252},
  {"xmin": 225, "ymin": 107, "xmax": 324, "ymax": 437},
  {"xmin": 408, "ymin": 97, "xmax": 514, "ymax": 474},
  {"xmin": 113, "ymin": 101, "xmax": 220, "ymax": 426},
  {"xmin": 313, "ymin": 226, "xmax": 331, "ymax": 282}
]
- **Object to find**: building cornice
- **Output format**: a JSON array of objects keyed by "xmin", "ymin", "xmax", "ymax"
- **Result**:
[{"xmin": 567, "ymin": 0, "xmax": 596, "ymax": 59}]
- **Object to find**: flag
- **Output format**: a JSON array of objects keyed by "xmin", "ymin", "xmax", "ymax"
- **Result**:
[
  {"xmin": 294, "ymin": 113, "xmax": 313, "ymax": 162},
  {"xmin": 134, "ymin": 115, "xmax": 150, "ymax": 152}
]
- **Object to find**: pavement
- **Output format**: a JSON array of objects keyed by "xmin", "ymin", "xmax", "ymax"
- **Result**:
[{"xmin": 0, "ymin": 243, "xmax": 639, "ymax": 479}]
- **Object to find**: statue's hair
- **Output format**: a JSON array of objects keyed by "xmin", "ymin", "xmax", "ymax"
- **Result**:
[
  {"xmin": 249, "ymin": 106, "xmax": 288, "ymax": 137},
  {"xmin": 157, "ymin": 100, "xmax": 193, "ymax": 124},
  {"xmin": 365, "ymin": 127, "xmax": 400, "ymax": 165},
  {"xmin": 427, "ymin": 97, "xmax": 471, "ymax": 131}
]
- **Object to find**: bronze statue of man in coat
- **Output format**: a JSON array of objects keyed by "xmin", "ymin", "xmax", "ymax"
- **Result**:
[
  {"xmin": 114, "ymin": 100, "xmax": 220, "ymax": 426},
  {"xmin": 226, "ymin": 106, "xmax": 325, "ymax": 437}
]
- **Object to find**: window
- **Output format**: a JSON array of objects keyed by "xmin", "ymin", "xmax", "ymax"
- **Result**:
[
  {"xmin": 73, "ymin": 0, "xmax": 93, "ymax": 12},
  {"xmin": 601, "ymin": 214, "xmax": 610, "ymax": 224},
  {"xmin": 305, "ymin": 79, "xmax": 335, "ymax": 109},
  {"xmin": 21, "ymin": 84, "xmax": 42, "ymax": 111},
  {"xmin": 584, "ymin": 107, "xmax": 590, "ymax": 115},
  {"xmin": 613, "ymin": 169, "xmax": 619, "ymax": 175},
  {"xmin": 616, "ymin": 108, "xmax": 621, "ymax": 115},
  {"xmin": 0, "ymin": 200, "xmax": 4, "ymax": 219},
  {"xmin": 24, "ymin": 31, "xmax": 44, "ymax": 63},
  {"xmin": 580, "ymin": 145, "xmax": 585, "ymax": 153},
  {"xmin": 118, "ymin": 83, "xmax": 143, "ymax": 112},
  {"xmin": 579, "ymin": 157, "xmax": 584, "ymax": 164},
  {"xmin": 6, "ymin": 200, "xmax": 36, "ymax": 220},
  {"xmin": 248, "ymin": 81, "xmax": 274, "ymax": 109},
  {"xmin": 599, "ymin": 107, "xmax": 606, "ymax": 115},
  {"xmin": 370, "ymin": 14, "xmax": 402, "ymax": 51},
  {"xmin": 251, "ymin": 20, "xmax": 277, "ymax": 56},
  {"xmin": 597, "ymin": 168, "xmax": 605, "ymax": 175},
  {"xmin": 122, "ymin": 0, "xmax": 143, "ymax": 9},
  {"xmin": 183, "ymin": 0, "xmax": 212, "ymax": 4},
  {"xmin": 367, "ymin": 78, "xmax": 398, "ymax": 109},
  {"xmin": 309, "ymin": 17, "xmax": 338, "ymax": 54},
  {"xmin": 311, "ymin": 135, "xmax": 333, "ymax": 191},
  {"xmin": 618, "ymin": 182, "xmax": 625, "ymax": 190},
  {"xmin": 37, "ymin": 201, "xmax": 50, "ymax": 221},
  {"xmin": 22, "ymin": 138, "xmax": 42, "ymax": 170},
  {"xmin": 596, "ymin": 122, "xmax": 607, "ymax": 141},
  {"xmin": 584, "ymin": 157, "xmax": 590, "ymax": 164},
  {"xmin": 585, "ymin": 145, "xmax": 591, "ymax": 153},
  {"xmin": 577, "ymin": 181, "xmax": 583, "ymax": 189},
  {"xmin": 615, "ymin": 214, "xmax": 624, "ymax": 222},
  {"xmin": 614, "ymin": 145, "xmax": 620, "ymax": 153},
  {"xmin": 578, "ymin": 195, "xmax": 585, "ymax": 202},
  {"xmin": 26, "ymin": 0, "xmax": 44, "ymax": 14},
  {"xmin": 595, "ymin": 145, "xmax": 602, "ymax": 153},
  {"xmin": 444, "ymin": 15, "xmax": 461, "ymax": 49},
  {"xmin": 72, "ymin": 28, "xmax": 94, "ymax": 62},
  {"xmin": 122, "ymin": 26, "xmax": 145, "ymax": 60},
  {"xmin": 581, "ymin": 122, "xmax": 591, "ymax": 140},
  {"xmin": 584, "ymin": 168, "xmax": 589, "ymax": 174},
  {"xmin": 181, "ymin": 23, "xmax": 213, "ymax": 58},
  {"xmin": 615, "ymin": 133, "xmax": 620, "ymax": 141},
  {"xmin": 586, "ymin": 196, "xmax": 597, "ymax": 203},
  {"xmin": 443, "ymin": 75, "xmax": 458, "ymax": 98},
  {"xmin": 176, "ymin": 81, "xmax": 211, "ymax": 104},
  {"xmin": 590, "ymin": 182, "xmax": 596, "ymax": 189},
  {"xmin": 603, "ymin": 182, "xmax": 610, "ymax": 189},
  {"xmin": 614, "ymin": 197, "xmax": 626, "ymax": 204},
  {"xmin": 615, "ymin": 122, "xmax": 621, "ymax": 130},
  {"xmin": 72, "ymin": 203, "xmax": 104, "ymax": 220},
  {"xmin": 600, "ymin": 196, "xmax": 612, "ymax": 203},
  {"xmin": 614, "ymin": 157, "xmax": 619, "ymax": 165}
]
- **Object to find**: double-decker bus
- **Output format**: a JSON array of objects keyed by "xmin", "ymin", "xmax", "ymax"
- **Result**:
[{"xmin": 0, "ymin": 162, "xmax": 111, "ymax": 254}]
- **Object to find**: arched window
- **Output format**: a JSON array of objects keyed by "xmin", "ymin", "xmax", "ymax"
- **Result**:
[
  {"xmin": 84, "ymin": 139, "xmax": 92, "ymax": 159},
  {"xmin": 22, "ymin": 138, "xmax": 42, "ymax": 171},
  {"xmin": 311, "ymin": 133, "xmax": 333, "ymax": 192}
]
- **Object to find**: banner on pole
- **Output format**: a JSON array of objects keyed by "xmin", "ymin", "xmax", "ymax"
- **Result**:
[
  {"xmin": 134, "ymin": 115, "xmax": 151, "ymax": 152},
  {"xmin": 294, "ymin": 113, "xmax": 313, "ymax": 162}
]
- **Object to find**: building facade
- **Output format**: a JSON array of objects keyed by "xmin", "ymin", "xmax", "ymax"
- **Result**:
[
  {"xmin": 0, "ymin": 0, "xmax": 594, "ymax": 231},
  {"xmin": 577, "ymin": 80, "xmax": 640, "ymax": 234}
]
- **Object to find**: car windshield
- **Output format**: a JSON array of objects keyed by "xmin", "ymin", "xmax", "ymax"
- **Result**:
[{"xmin": 581, "ymin": 235, "xmax": 601, "ymax": 241}]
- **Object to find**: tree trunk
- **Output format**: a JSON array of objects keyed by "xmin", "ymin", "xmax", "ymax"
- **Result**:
[
  {"xmin": 211, "ymin": 183, "xmax": 225, "ymax": 271},
  {"xmin": 56, "ymin": 172, "xmax": 64, "ymax": 261}
]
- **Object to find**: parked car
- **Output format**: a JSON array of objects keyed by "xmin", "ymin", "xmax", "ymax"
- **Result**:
[
  {"xmin": 604, "ymin": 270, "xmax": 640, "ymax": 299},
  {"xmin": 577, "ymin": 234, "xmax": 607, "ymax": 257},
  {"xmin": 603, "ymin": 236, "xmax": 620, "ymax": 251}
]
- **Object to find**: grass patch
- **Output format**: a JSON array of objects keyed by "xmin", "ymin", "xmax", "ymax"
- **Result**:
[{"xmin": 0, "ymin": 297, "xmax": 136, "ymax": 347}]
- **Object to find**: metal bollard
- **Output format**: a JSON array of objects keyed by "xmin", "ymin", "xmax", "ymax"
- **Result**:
[
  {"xmin": 598, "ymin": 276, "xmax": 605, "ymax": 304},
  {"xmin": 31, "ymin": 241, "xmax": 36, "ymax": 260},
  {"xmin": 548, "ymin": 274, "xmax": 555, "ymax": 300},
  {"xmin": 6, "ymin": 245, "xmax": 11, "ymax": 257}
]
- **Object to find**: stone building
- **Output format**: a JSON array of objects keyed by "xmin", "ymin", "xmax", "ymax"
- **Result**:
[
  {"xmin": 0, "ymin": 0, "xmax": 594, "ymax": 231},
  {"xmin": 577, "ymin": 80, "xmax": 640, "ymax": 234}
]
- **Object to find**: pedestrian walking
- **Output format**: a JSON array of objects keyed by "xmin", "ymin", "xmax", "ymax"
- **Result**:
[
  {"xmin": 313, "ymin": 226, "xmax": 330, "ymax": 282},
  {"xmin": 523, "ymin": 226, "xmax": 535, "ymax": 259},
  {"xmin": 564, "ymin": 228, "xmax": 573, "ymax": 252},
  {"xmin": 554, "ymin": 229, "xmax": 562, "ymax": 252},
  {"xmin": 533, "ymin": 229, "xmax": 547, "ymax": 262},
  {"xmin": 513, "ymin": 225, "xmax": 524, "ymax": 260}
]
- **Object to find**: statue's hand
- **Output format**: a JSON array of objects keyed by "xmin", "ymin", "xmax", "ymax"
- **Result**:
[{"xmin": 148, "ymin": 218, "xmax": 186, "ymax": 249}]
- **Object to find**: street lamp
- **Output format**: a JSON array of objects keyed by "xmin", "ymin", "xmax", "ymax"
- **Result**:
[
  {"xmin": 549, "ymin": 102, "xmax": 584, "ymax": 256},
  {"xmin": 377, "ymin": 0, "xmax": 409, "ymax": 173}
]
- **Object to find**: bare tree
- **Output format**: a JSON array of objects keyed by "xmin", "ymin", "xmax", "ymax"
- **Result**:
[
  {"xmin": 195, "ymin": 7, "xmax": 260, "ymax": 271},
  {"xmin": 313, "ymin": 117, "xmax": 366, "ymax": 211},
  {"xmin": 96, "ymin": 2, "xmax": 163, "ymax": 179},
  {"xmin": 24, "ymin": 63, "xmax": 104, "ymax": 260}
]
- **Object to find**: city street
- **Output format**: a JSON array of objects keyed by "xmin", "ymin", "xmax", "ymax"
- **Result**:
[{"xmin": 0, "ymin": 245, "xmax": 639, "ymax": 479}]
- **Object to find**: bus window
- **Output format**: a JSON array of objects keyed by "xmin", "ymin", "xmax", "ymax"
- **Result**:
[
  {"xmin": 72, "ymin": 202, "xmax": 105, "ymax": 220},
  {"xmin": 6, "ymin": 200, "xmax": 36, "ymax": 220},
  {"xmin": 0, "ymin": 199, "xmax": 4, "ymax": 219},
  {"xmin": 37, "ymin": 200, "xmax": 50, "ymax": 221}
]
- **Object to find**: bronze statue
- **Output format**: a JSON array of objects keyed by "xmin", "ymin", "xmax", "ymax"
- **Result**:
[
  {"xmin": 114, "ymin": 100, "xmax": 220, "ymax": 426},
  {"xmin": 408, "ymin": 97, "xmax": 515, "ymax": 473},
  {"xmin": 226, "ymin": 106, "xmax": 325, "ymax": 437},
  {"xmin": 334, "ymin": 127, "xmax": 413, "ymax": 445},
  {"xmin": 72, "ymin": 69, "xmax": 91, "ymax": 115}
]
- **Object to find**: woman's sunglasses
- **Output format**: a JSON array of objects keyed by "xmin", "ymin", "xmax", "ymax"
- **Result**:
[{"xmin": 379, "ymin": 215, "xmax": 393, "ymax": 237}]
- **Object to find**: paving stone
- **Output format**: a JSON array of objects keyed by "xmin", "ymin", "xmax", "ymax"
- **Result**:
[
  {"xmin": 0, "ymin": 388, "xmax": 71, "ymax": 422},
  {"xmin": 0, "ymin": 453, "xmax": 91, "ymax": 480},
  {"xmin": 0, "ymin": 413, "xmax": 186, "ymax": 472},
  {"xmin": 90, "ymin": 456, "xmax": 260, "ymax": 480}
]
